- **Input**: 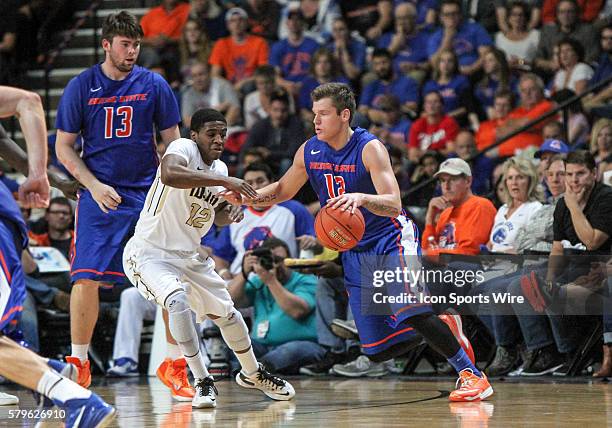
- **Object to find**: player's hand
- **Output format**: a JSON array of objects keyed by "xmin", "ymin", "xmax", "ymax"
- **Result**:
[
  {"xmin": 18, "ymin": 174, "xmax": 50, "ymax": 208},
  {"xmin": 219, "ymin": 189, "xmax": 246, "ymax": 206},
  {"xmin": 327, "ymin": 192, "xmax": 366, "ymax": 214},
  {"xmin": 222, "ymin": 177, "xmax": 259, "ymax": 199},
  {"xmin": 90, "ymin": 181, "xmax": 122, "ymax": 213},
  {"xmin": 296, "ymin": 235, "xmax": 320, "ymax": 251},
  {"xmin": 49, "ymin": 171, "xmax": 81, "ymax": 201},
  {"xmin": 298, "ymin": 261, "xmax": 342, "ymax": 278},
  {"xmin": 224, "ymin": 203, "xmax": 244, "ymax": 223}
]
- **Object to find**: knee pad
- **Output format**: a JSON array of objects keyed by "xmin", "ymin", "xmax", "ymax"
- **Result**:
[
  {"xmin": 164, "ymin": 291, "xmax": 190, "ymax": 314},
  {"xmin": 212, "ymin": 310, "xmax": 251, "ymax": 352}
]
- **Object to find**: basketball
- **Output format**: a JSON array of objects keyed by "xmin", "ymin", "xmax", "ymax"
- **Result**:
[{"xmin": 315, "ymin": 206, "xmax": 365, "ymax": 252}]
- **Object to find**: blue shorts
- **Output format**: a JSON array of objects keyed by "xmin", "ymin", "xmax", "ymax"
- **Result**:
[
  {"xmin": 0, "ymin": 219, "xmax": 25, "ymax": 333},
  {"xmin": 342, "ymin": 217, "xmax": 432, "ymax": 356},
  {"xmin": 71, "ymin": 187, "xmax": 145, "ymax": 285}
]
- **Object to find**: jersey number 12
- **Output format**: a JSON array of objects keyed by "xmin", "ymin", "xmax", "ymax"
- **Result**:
[
  {"xmin": 104, "ymin": 106, "xmax": 133, "ymax": 139},
  {"xmin": 324, "ymin": 173, "xmax": 346, "ymax": 198}
]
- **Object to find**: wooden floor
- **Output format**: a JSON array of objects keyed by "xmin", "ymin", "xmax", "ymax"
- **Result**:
[{"xmin": 2, "ymin": 376, "xmax": 611, "ymax": 427}]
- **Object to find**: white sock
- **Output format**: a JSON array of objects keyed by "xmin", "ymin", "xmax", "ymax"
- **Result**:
[
  {"xmin": 71, "ymin": 344, "xmax": 89, "ymax": 362},
  {"xmin": 167, "ymin": 343, "xmax": 182, "ymax": 360},
  {"xmin": 235, "ymin": 349, "xmax": 259, "ymax": 376},
  {"xmin": 184, "ymin": 350, "xmax": 209, "ymax": 379},
  {"xmin": 36, "ymin": 370, "xmax": 90, "ymax": 403}
]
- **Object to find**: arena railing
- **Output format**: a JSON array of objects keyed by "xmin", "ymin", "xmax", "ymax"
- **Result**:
[{"xmin": 403, "ymin": 73, "xmax": 612, "ymax": 201}]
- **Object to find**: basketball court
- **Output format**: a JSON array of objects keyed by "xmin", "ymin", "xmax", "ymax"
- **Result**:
[{"xmin": 1, "ymin": 376, "xmax": 610, "ymax": 426}]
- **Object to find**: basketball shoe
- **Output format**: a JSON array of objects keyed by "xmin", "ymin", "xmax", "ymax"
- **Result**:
[
  {"xmin": 236, "ymin": 364, "xmax": 295, "ymax": 400},
  {"xmin": 449, "ymin": 369, "xmax": 494, "ymax": 402},
  {"xmin": 192, "ymin": 376, "xmax": 218, "ymax": 408},
  {"xmin": 439, "ymin": 312, "xmax": 475, "ymax": 364},
  {"xmin": 35, "ymin": 359, "xmax": 79, "ymax": 408},
  {"xmin": 54, "ymin": 392, "xmax": 116, "ymax": 428},
  {"xmin": 65, "ymin": 357, "xmax": 91, "ymax": 388},
  {"xmin": 0, "ymin": 392, "xmax": 18, "ymax": 405},
  {"xmin": 156, "ymin": 358, "xmax": 195, "ymax": 401}
]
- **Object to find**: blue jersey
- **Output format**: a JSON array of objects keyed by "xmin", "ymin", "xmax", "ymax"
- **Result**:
[
  {"xmin": 304, "ymin": 127, "xmax": 411, "ymax": 252},
  {"xmin": 55, "ymin": 64, "xmax": 181, "ymax": 190},
  {"xmin": 0, "ymin": 182, "xmax": 28, "ymax": 249}
]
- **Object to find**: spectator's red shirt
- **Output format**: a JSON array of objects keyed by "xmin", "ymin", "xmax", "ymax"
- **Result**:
[
  {"xmin": 408, "ymin": 115, "xmax": 459, "ymax": 151},
  {"xmin": 140, "ymin": 3, "xmax": 191, "ymax": 40},
  {"xmin": 542, "ymin": 0, "xmax": 603, "ymax": 24}
]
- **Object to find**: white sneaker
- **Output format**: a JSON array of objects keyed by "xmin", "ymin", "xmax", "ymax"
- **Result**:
[
  {"xmin": 331, "ymin": 355, "xmax": 390, "ymax": 378},
  {"xmin": 0, "ymin": 392, "xmax": 18, "ymax": 406},
  {"xmin": 192, "ymin": 377, "xmax": 217, "ymax": 409},
  {"xmin": 236, "ymin": 364, "xmax": 295, "ymax": 401}
]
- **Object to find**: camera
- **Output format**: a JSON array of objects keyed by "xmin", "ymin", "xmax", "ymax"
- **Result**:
[{"xmin": 252, "ymin": 247, "xmax": 276, "ymax": 270}]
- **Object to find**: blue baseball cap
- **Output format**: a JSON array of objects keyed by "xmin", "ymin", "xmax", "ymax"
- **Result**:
[{"xmin": 534, "ymin": 139, "xmax": 570, "ymax": 158}]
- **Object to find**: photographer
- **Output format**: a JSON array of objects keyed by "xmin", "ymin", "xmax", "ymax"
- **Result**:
[{"xmin": 227, "ymin": 238, "xmax": 324, "ymax": 374}]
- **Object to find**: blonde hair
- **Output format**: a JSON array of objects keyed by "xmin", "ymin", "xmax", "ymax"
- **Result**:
[
  {"xmin": 590, "ymin": 118, "xmax": 612, "ymax": 154},
  {"xmin": 500, "ymin": 157, "xmax": 543, "ymax": 205}
]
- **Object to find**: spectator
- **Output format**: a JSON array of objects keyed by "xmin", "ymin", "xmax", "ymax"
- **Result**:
[
  {"xmin": 475, "ymin": 89, "xmax": 514, "ymax": 154},
  {"xmin": 207, "ymin": 163, "xmax": 317, "ymax": 277},
  {"xmin": 388, "ymin": 145, "xmax": 411, "ymax": 193},
  {"xmin": 551, "ymin": 38, "xmax": 593, "ymax": 94},
  {"xmin": 242, "ymin": 89, "xmax": 306, "ymax": 173},
  {"xmin": 408, "ymin": 91, "xmax": 460, "ymax": 162},
  {"xmin": 325, "ymin": 16, "xmax": 367, "ymax": 81},
  {"xmin": 277, "ymin": 0, "xmax": 341, "ymax": 42},
  {"xmin": 409, "ymin": 151, "xmax": 444, "ymax": 208},
  {"xmin": 422, "ymin": 158, "xmax": 497, "ymax": 257},
  {"xmin": 299, "ymin": 48, "xmax": 350, "ymax": 126},
  {"xmin": 376, "ymin": 2, "xmax": 431, "ymax": 83},
  {"xmin": 423, "ymin": 49, "xmax": 472, "ymax": 124},
  {"xmin": 339, "ymin": 0, "xmax": 393, "ymax": 42},
  {"xmin": 368, "ymin": 94, "xmax": 412, "ymax": 153},
  {"xmin": 541, "ymin": 0, "xmax": 604, "ymax": 24},
  {"xmin": 542, "ymin": 120, "xmax": 565, "ymax": 141},
  {"xmin": 427, "ymin": 0, "xmax": 493, "ymax": 76},
  {"xmin": 270, "ymin": 6, "xmax": 321, "ymax": 97},
  {"xmin": 487, "ymin": 73, "xmax": 554, "ymax": 158},
  {"xmin": 534, "ymin": 138, "xmax": 570, "ymax": 197},
  {"xmin": 583, "ymin": 24, "xmax": 612, "ymax": 116},
  {"xmin": 178, "ymin": 18, "xmax": 213, "ymax": 81},
  {"xmin": 452, "ymin": 130, "xmax": 494, "ymax": 195},
  {"xmin": 189, "ymin": 0, "xmax": 228, "ymax": 41},
  {"xmin": 397, "ymin": 0, "xmax": 438, "ymax": 30},
  {"xmin": 358, "ymin": 48, "xmax": 420, "ymax": 125},
  {"xmin": 534, "ymin": 0, "xmax": 599, "ymax": 73},
  {"xmin": 475, "ymin": 47, "xmax": 517, "ymax": 121},
  {"xmin": 0, "ymin": 2, "xmax": 17, "ymax": 85},
  {"xmin": 228, "ymin": 237, "xmax": 324, "ymax": 374},
  {"xmin": 590, "ymin": 118, "xmax": 612, "ymax": 179},
  {"xmin": 488, "ymin": 157, "xmax": 543, "ymax": 253},
  {"xmin": 209, "ymin": 7, "xmax": 269, "ymax": 90},
  {"xmin": 242, "ymin": 0, "xmax": 281, "ymax": 43},
  {"xmin": 495, "ymin": 1, "xmax": 542, "ymax": 70},
  {"xmin": 463, "ymin": 0, "xmax": 500, "ymax": 33},
  {"xmin": 28, "ymin": 197, "xmax": 73, "ymax": 260},
  {"xmin": 550, "ymin": 89, "xmax": 590, "ymax": 148},
  {"xmin": 181, "ymin": 62, "xmax": 241, "ymax": 128},
  {"xmin": 496, "ymin": 0, "xmax": 542, "ymax": 34},
  {"xmin": 139, "ymin": 0, "xmax": 191, "ymax": 70},
  {"xmin": 243, "ymin": 65, "xmax": 289, "ymax": 130}
]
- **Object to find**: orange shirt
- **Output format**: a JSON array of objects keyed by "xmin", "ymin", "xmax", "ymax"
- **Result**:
[
  {"xmin": 422, "ymin": 196, "xmax": 496, "ymax": 257},
  {"xmin": 209, "ymin": 35, "xmax": 270, "ymax": 83},
  {"xmin": 140, "ymin": 3, "xmax": 191, "ymax": 40},
  {"xmin": 542, "ymin": 0, "xmax": 603, "ymax": 23}
]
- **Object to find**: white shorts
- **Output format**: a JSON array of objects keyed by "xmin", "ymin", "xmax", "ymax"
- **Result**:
[{"xmin": 123, "ymin": 237, "xmax": 234, "ymax": 322}]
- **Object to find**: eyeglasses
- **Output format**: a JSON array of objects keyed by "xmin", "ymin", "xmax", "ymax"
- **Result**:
[{"xmin": 48, "ymin": 210, "xmax": 72, "ymax": 216}]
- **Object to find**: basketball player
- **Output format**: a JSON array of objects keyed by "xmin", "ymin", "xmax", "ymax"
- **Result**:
[
  {"xmin": 122, "ymin": 108, "xmax": 295, "ymax": 408},
  {"xmin": 54, "ymin": 11, "xmax": 186, "ymax": 393},
  {"xmin": 222, "ymin": 83, "xmax": 493, "ymax": 401},
  {"xmin": 0, "ymin": 85, "xmax": 115, "ymax": 427}
]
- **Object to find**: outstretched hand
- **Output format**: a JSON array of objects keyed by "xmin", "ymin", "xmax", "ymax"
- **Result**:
[{"xmin": 18, "ymin": 175, "xmax": 50, "ymax": 208}]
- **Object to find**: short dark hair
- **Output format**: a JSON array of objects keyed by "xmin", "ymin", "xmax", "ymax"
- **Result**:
[
  {"xmin": 565, "ymin": 150, "xmax": 596, "ymax": 170},
  {"xmin": 190, "ymin": 108, "xmax": 226, "ymax": 133},
  {"xmin": 269, "ymin": 88, "xmax": 290, "ymax": 105},
  {"xmin": 254, "ymin": 64, "xmax": 276, "ymax": 80},
  {"xmin": 494, "ymin": 88, "xmax": 514, "ymax": 104},
  {"xmin": 102, "ymin": 11, "xmax": 144, "ymax": 43},
  {"xmin": 440, "ymin": 0, "xmax": 462, "ymax": 11},
  {"xmin": 371, "ymin": 48, "xmax": 392, "ymax": 60},
  {"xmin": 260, "ymin": 237, "xmax": 291, "ymax": 256},
  {"xmin": 557, "ymin": 37, "xmax": 585, "ymax": 63},
  {"xmin": 311, "ymin": 82, "xmax": 356, "ymax": 122},
  {"xmin": 49, "ymin": 197, "xmax": 72, "ymax": 213},
  {"xmin": 243, "ymin": 162, "xmax": 274, "ymax": 181}
]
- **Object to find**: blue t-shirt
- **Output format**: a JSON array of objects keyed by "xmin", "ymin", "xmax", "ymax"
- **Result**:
[
  {"xmin": 325, "ymin": 38, "xmax": 367, "ymax": 73},
  {"xmin": 377, "ymin": 29, "xmax": 431, "ymax": 74},
  {"xmin": 474, "ymin": 76, "xmax": 519, "ymax": 113},
  {"xmin": 427, "ymin": 21, "xmax": 492, "ymax": 66},
  {"xmin": 298, "ymin": 76, "xmax": 351, "ymax": 110},
  {"xmin": 270, "ymin": 37, "xmax": 321, "ymax": 83},
  {"xmin": 359, "ymin": 75, "xmax": 420, "ymax": 108},
  {"xmin": 394, "ymin": 0, "xmax": 439, "ymax": 26},
  {"xmin": 591, "ymin": 54, "xmax": 612, "ymax": 86},
  {"xmin": 55, "ymin": 64, "xmax": 181, "ymax": 190},
  {"xmin": 423, "ymin": 75, "xmax": 470, "ymax": 113}
]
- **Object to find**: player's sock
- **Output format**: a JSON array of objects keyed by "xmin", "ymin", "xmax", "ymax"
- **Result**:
[
  {"xmin": 71, "ymin": 344, "xmax": 89, "ymax": 362},
  {"xmin": 167, "ymin": 343, "xmax": 182, "ymax": 361},
  {"xmin": 184, "ymin": 349, "xmax": 210, "ymax": 379},
  {"xmin": 447, "ymin": 348, "xmax": 482, "ymax": 377},
  {"xmin": 36, "ymin": 370, "xmax": 90, "ymax": 403},
  {"xmin": 212, "ymin": 310, "xmax": 258, "ymax": 375}
]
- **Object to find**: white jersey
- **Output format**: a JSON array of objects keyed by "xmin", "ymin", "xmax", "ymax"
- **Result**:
[{"xmin": 134, "ymin": 138, "xmax": 228, "ymax": 251}]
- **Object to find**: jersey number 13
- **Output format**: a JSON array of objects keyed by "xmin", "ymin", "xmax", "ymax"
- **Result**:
[{"xmin": 104, "ymin": 106, "xmax": 133, "ymax": 139}]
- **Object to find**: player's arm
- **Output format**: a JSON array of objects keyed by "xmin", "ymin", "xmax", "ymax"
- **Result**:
[
  {"xmin": 160, "ymin": 154, "xmax": 257, "ymax": 198},
  {"xmin": 0, "ymin": 86, "xmax": 49, "ymax": 207},
  {"xmin": 225, "ymin": 143, "xmax": 309, "ymax": 207},
  {"xmin": 159, "ymin": 125, "xmax": 180, "ymax": 145},
  {"xmin": 214, "ymin": 202, "xmax": 244, "ymax": 226},
  {"xmin": 328, "ymin": 140, "xmax": 402, "ymax": 217}
]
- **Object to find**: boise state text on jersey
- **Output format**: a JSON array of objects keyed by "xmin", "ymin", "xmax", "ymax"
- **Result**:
[{"xmin": 55, "ymin": 64, "xmax": 180, "ymax": 190}]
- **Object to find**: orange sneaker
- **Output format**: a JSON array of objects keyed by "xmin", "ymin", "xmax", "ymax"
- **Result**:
[
  {"xmin": 65, "ymin": 356, "xmax": 91, "ymax": 388},
  {"xmin": 156, "ymin": 358, "xmax": 195, "ymax": 402},
  {"xmin": 439, "ymin": 312, "xmax": 475, "ymax": 364},
  {"xmin": 449, "ymin": 369, "xmax": 493, "ymax": 402}
]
